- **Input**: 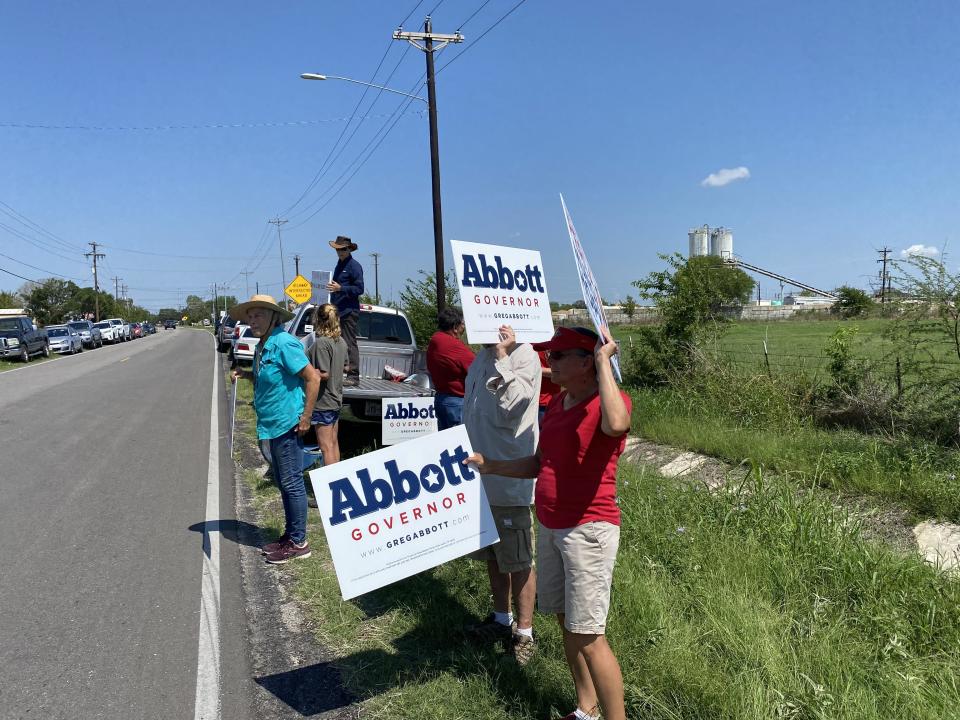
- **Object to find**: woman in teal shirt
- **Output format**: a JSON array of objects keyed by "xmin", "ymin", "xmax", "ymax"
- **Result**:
[{"xmin": 231, "ymin": 295, "xmax": 320, "ymax": 564}]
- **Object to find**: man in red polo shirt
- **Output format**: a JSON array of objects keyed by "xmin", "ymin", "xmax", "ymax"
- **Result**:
[
  {"xmin": 465, "ymin": 326, "xmax": 631, "ymax": 720},
  {"xmin": 426, "ymin": 307, "xmax": 475, "ymax": 430}
]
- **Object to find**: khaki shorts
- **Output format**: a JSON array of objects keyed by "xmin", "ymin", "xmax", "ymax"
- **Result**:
[
  {"xmin": 536, "ymin": 521, "xmax": 620, "ymax": 635},
  {"xmin": 469, "ymin": 505, "xmax": 534, "ymax": 574}
]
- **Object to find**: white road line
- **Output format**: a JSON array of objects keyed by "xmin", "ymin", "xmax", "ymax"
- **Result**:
[{"xmin": 194, "ymin": 349, "xmax": 222, "ymax": 720}]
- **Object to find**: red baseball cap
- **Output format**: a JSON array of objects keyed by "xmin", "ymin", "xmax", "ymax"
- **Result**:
[{"xmin": 532, "ymin": 326, "xmax": 598, "ymax": 353}]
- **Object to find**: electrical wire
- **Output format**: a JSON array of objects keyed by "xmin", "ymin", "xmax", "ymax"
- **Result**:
[
  {"xmin": 456, "ymin": 0, "xmax": 495, "ymax": 30},
  {"xmin": 287, "ymin": 45, "xmax": 419, "ymax": 222},
  {"xmin": 0, "ymin": 200, "xmax": 84, "ymax": 253},
  {"xmin": 0, "ymin": 266, "xmax": 39, "ymax": 284},
  {"xmin": 437, "ymin": 0, "xmax": 531, "ymax": 74},
  {"xmin": 0, "ymin": 221, "xmax": 88, "ymax": 265},
  {"xmin": 0, "ymin": 113, "xmax": 410, "ymax": 133},
  {"xmin": 0, "ymin": 253, "xmax": 84, "ymax": 282}
]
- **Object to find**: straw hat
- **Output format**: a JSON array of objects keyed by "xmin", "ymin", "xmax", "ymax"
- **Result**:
[
  {"xmin": 229, "ymin": 294, "xmax": 293, "ymax": 322},
  {"xmin": 329, "ymin": 235, "xmax": 358, "ymax": 251}
]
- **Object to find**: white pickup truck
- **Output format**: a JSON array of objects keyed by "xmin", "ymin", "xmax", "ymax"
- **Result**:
[{"xmin": 286, "ymin": 302, "xmax": 433, "ymax": 421}]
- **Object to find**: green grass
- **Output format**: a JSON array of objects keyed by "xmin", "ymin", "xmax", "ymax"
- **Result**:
[
  {"xmin": 286, "ymin": 464, "xmax": 960, "ymax": 719},
  {"xmin": 629, "ymin": 386, "xmax": 960, "ymax": 522},
  {"xmin": 232, "ymin": 364, "xmax": 960, "ymax": 719},
  {"xmin": 0, "ymin": 355, "xmax": 56, "ymax": 372}
]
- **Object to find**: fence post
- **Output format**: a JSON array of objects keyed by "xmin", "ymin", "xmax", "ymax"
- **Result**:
[
  {"xmin": 762, "ymin": 340, "xmax": 772, "ymax": 377},
  {"xmin": 895, "ymin": 355, "xmax": 902, "ymax": 399}
]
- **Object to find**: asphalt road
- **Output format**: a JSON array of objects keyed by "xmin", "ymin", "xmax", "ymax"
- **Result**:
[{"xmin": 0, "ymin": 329, "xmax": 251, "ymax": 720}]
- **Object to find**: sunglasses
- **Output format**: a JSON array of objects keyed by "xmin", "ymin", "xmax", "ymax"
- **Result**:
[{"xmin": 546, "ymin": 349, "xmax": 590, "ymax": 361}]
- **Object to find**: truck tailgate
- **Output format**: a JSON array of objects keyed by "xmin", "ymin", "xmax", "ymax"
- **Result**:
[{"xmin": 343, "ymin": 378, "xmax": 433, "ymax": 399}]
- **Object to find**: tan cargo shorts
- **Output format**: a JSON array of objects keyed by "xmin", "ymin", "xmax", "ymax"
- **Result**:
[
  {"xmin": 469, "ymin": 505, "xmax": 534, "ymax": 574},
  {"xmin": 536, "ymin": 521, "xmax": 620, "ymax": 635}
]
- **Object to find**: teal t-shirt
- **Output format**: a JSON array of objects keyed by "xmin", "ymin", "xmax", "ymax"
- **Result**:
[{"xmin": 253, "ymin": 327, "xmax": 309, "ymax": 440}]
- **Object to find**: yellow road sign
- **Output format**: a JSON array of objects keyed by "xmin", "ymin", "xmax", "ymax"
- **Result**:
[{"xmin": 285, "ymin": 274, "xmax": 312, "ymax": 304}]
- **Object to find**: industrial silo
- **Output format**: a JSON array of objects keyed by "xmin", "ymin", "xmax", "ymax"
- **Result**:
[
  {"xmin": 710, "ymin": 227, "xmax": 734, "ymax": 259},
  {"xmin": 688, "ymin": 225, "xmax": 710, "ymax": 258}
]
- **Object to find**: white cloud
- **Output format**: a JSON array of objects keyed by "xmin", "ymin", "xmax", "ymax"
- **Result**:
[
  {"xmin": 701, "ymin": 166, "xmax": 751, "ymax": 188},
  {"xmin": 901, "ymin": 244, "xmax": 939, "ymax": 258}
]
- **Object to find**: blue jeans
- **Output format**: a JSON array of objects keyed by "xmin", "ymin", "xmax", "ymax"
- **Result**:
[
  {"xmin": 269, "ymin": 428, "xmax": 308, "ymax": 545},
  {"xmin": 434, "ymin": 393, "xmax": 464, "ymax": 431}
]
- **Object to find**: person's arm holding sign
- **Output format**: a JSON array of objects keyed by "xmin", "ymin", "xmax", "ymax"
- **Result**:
[
  {"xmin": 596, "ymin": 326, "xmax": 630, "ymax": 437},
  {"xmin": 465, "ymin": 450, "xmax": 541, "ymax": 479},
  {"xmin": 487, "ymin": 325, "xmax": 539, "ymax": 422}
]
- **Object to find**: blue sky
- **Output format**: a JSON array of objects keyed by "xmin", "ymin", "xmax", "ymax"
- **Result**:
[{"xmin": 1, "ymin": 0, "xmax": 958, "ymax": 310}]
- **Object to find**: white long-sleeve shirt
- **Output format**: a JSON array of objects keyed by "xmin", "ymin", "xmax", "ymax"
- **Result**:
[{"xmin": 462, "ymin": 344, "xmax": 541, "ymax": 506}]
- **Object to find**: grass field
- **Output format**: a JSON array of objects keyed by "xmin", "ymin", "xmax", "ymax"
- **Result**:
[
  {"xmin": 613, "ymin": 316, "xmax": 960, "ymax": 380},
  {"xmin": 232, "ymin": 364, "xmax": 960, "ymax": 720}
]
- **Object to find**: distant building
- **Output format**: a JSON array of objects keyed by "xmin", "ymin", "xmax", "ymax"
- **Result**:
[{"xmin": 783, "ymin": 294, "xmax": 835, "ymax": 307}]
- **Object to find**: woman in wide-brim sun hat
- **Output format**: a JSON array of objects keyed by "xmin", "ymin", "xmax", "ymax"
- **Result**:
[{"xmin": 230, "ymin": 294, "xmax": 320, "ymax": 565}]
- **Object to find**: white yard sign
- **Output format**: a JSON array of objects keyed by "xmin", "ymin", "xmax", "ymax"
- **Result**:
[
  {"xmin": 308, "ymin": 425, "xmax": 498, "ymax": 599},
  {"xmin": 310, "ymin": 270, "xmax": 332, "ymax": 305},
  {"xmin": 450, "ymin": 240, "xmax": 554, "ymax": 345},
  {"xmin": 381, "ymin": 397, "xmax": 438, "ymax": 445},
  {"xmin": 559, "ymin": 194, "xmax": 622, "ymax": 381}
]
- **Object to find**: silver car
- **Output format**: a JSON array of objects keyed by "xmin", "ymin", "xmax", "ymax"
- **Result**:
[
  {"xmin": 46, "ymin": 325, "xmax": 83, "ymax": 354},
  {"xmin": 67, "ymin": 320, "xmax": 103, "ymax": 349}
]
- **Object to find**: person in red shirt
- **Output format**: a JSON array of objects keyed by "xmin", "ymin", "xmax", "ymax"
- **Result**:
[
  {"xmin": 466, "ymin": 326, "xmax": 631, "ymax": 720},
  {"xmin": 426, "ymin": 307, "xmax": 475, "ymax": 430}
]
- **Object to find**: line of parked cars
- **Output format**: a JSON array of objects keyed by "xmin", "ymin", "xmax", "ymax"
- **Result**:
[{"xmin": 0, "ymin": 312, "xmax": 159, "ymax": 362}]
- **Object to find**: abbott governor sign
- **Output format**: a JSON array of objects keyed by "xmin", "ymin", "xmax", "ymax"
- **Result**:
[
  {"xmin": 308, "ymin": 425, "xmax": 498, "ymax": 599},
  {"xmin": 450, "ymin": 239, "xmax": 554, "ymax": 344}
]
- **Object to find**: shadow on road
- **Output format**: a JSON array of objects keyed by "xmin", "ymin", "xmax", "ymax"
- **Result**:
[{"xmin": 188, "ymin": 518, "xmax": 265, "ymax": 550}]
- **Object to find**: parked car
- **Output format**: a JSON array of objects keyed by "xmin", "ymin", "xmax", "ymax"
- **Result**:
[
  {"xmin": 142, "ymin": 322, "xmax": 156, "ymax": 334},
  {"xmin": 46, "ymin": 325, "xmax": 83, "ymax": 354},
  {"xmin": 130, "ymin": 323, "xmax": 143, "ymax": 339},
  {"xmin": 106, "ymin": 318, "xmax": 131, "ymax": 342},
  {"xmin": 216, "ymin": 315, "xmax": 237, "ymax": 353},
  {"xmin": 163, "ymin": 320, "xmax": 177, "ymax": 330},
  {"xmin": 286, "ymin": 302, "xmax": 432, "ymax": 420},
  {"xmin": 67, "ymin": 320, "xmax": 103, "ymax": 349},
  {"xmin": 232, "ymin": 325, "xmax": 260, "ymax": 365},
  {"xmin": 0, "ymin": 315, "xmax": 49, "ymax": 361},
  {"xmin": 93, "ymin": 320, "xmax": 119, "ymax": 344}
]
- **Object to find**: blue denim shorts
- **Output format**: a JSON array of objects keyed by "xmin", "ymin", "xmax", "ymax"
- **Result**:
[{"xmin": 311, "ymin": 409, "xmax": 340, "ymax": 427}]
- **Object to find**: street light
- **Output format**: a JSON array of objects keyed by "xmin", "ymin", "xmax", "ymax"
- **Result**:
[{"xmin": 301, "ymin": 53, "xmax": 453, "ymax": 311}]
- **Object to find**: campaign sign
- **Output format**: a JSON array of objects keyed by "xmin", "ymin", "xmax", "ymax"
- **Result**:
[
  {"xmin": 382, "ymin": 397, "xmax": 438, "ymax": 445},
  {"xmin": 310, "ymin": 270, "xmax": 332, "ymax": 305},
  {"xmin": 308, "ymin": 425, "xmax": 498, "ymax": 599},
  {"xmin": 450, "ymin": 240, "xmax": 555, "ymax": 345},
  {"xmin": 559, "ymin": 194, "xmax": 622, "ymax": 381}
]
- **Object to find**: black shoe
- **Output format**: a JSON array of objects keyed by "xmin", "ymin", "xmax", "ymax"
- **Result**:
[{"xmin": 464, "ymin": 613, "xmax": 512, "ymax": 643}]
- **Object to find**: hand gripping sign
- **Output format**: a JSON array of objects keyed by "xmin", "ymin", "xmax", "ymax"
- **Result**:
[
  {"xmin": 450, "ymin": 240, "xmax": 555, "ymax": 345},
  {"xmin": 559, "ymin": 194, "xmax": 622, "ymax": 381},
  {"xmin": 308, "ymin": 425, "xmax": 498, "ymax": 599}
]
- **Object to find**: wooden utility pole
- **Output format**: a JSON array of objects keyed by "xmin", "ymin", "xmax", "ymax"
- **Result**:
[
  {"xmin": 294, "ymin": 254, "xmax": 301, "ymax": 277},
  {"xmin": 877, "ymin": 247, "xmax": 892, "ymax": 304},
  {"xmin": 394, "ymin": 18, "xmax": 463, "ymax": 311},
  {"xmin": 84, "ymin": 242, "xmax": 105, "ymax": 321},
  {"xmin": 269, "ymin": 218, "xmax": 289, "ymax": 308},
  {"xmin": 370, "ymin": 252, "xmax": 381, "ymax": 303}
]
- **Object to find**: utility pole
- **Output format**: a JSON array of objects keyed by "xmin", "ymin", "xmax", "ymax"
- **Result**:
[
  {"xmin": 877, "ymin": 247, "xmax": 892, "ymax": 304},
  {"xmin": 255, "ymin": 281, "xmax": 259, "ymax": 294},
  {"xmin": 269, "ymin": 218, "xmax": 289, "ymax": 308},
  {"xmin": 84, "ymin": 242, "xmax": 106, "ymax": 321},
  {"xmin": 294, "ymin": 254, "xmax": 301, "ymax": 278},
  {"xmin": 394, "ymin": 18, "xmax": 463, "ymax": 312},
  {"xmin": 370, "ymin": 252, "xmax": 381, "ymax": 303},
  {"xmin": 113, "ymin": 276, "xmax": 121, "ymax": 303},
  {"xmin": 240, "ymin": 271, "xmax": 253, "ymax": 298}
]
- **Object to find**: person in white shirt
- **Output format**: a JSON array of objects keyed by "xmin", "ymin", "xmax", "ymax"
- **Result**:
[{"xmin": 461, "ymin": 324, "xmax": 541, "ymax": 664}]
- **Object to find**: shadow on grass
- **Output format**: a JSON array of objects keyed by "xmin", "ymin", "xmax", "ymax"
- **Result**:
[
  {"xmin": 255, "ymin": 662, "xmax": 355, "ymax": 717},
  {"xmin": 328, "ymin": 569, "xmax": 568, "ymax": 717}
]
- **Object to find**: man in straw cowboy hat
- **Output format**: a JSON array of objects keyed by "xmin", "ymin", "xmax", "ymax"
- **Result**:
[
  {"xmin": 326, "ymin": 236, "xmax": 364, "ymax": 387},
  {"xmin": 230, "ymin": 294, "xmax": 320, "ymax": 564}
]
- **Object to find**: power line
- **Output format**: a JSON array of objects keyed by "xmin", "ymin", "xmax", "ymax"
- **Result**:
[
  {"xmin": 0, "ymin": 113, "xmax": 416, "ymax": 132},
  {"xmin": 456, "ymin": 0, "xmax": 496, "ymax": 30},
  {"xmin": 0, "ymin": 266, "xmax": 39, "ymax": 284},
  {"xmin": 0, "ymin": 252, "xmax": 83, "ymax": 282},
  {"xmin": 0, "ymin": 200, "xmax": 84, "ymax": 253},
  {"xmin": 437, "ymin": 0, "xmax": 531, "ymax": 74},
  {"xmin": 0, "ymin": 221, "xmax": 88, "ymax": 264}
]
